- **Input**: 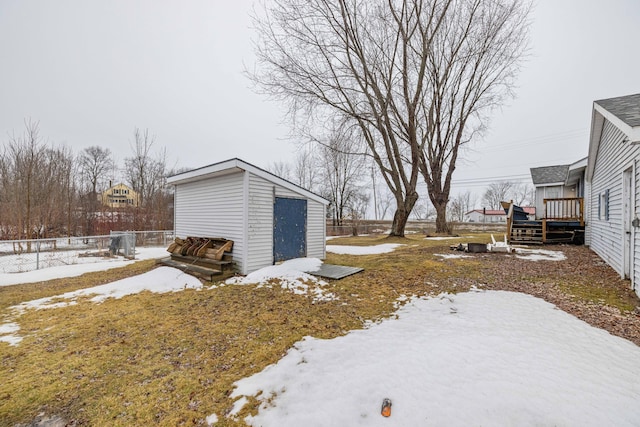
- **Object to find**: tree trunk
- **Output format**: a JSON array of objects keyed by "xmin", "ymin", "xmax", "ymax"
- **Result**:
[
  {"xmin": 434, "ymin": 199, "xmax": 450, "ymax": 234},
  {"xmin": 390, "ymin": 208, "xmax": 409, "ymax": 237},
  {"xmin": 389, "ymin": 192, "xmax": 418, "ymax": 237}
]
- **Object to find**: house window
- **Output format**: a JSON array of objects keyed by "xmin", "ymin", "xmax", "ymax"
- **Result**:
[
  {"xmin": 598, "ymin": 190, "xmax": 609, "ymax": 221},
  {"xmin": 545, "ymin": 186, "xmax": 561, "ymax": 199}
]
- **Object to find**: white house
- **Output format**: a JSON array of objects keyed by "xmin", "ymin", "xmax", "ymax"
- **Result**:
[
  {"xmin": 585, "ymin": 93, "xmax": 640, "ymax": 297},
  {"xmin": 465, "ymin": 209, "xmax": 507, "ymax": 223},
  {"xmin": 465, "ymin": 207, "xmax": 534, "ymax": 223},
  {"xmin": 166, "ymin": 158, "xmax": 329, "ymax": 275}
]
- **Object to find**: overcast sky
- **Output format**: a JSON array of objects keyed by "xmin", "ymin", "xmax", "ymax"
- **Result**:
[{"xmin": 1, "ymin": 0, "xmax": 639, "ymax": 197}]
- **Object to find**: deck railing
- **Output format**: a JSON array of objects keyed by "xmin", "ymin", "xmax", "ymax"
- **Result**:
[{"xmin": 543, "ymin": 197, "xmax": 584, "ymax": 225}]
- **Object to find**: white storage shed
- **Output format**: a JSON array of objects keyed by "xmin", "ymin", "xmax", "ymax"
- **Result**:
[{"xmin": 167, "ymin": 158, "xmax": 329, "ymax": 275}]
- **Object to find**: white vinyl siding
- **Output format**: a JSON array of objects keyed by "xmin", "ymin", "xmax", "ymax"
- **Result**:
[
  {"xmin": 585, "ymin": 180, "xmax": 592, "ymax": 245},
  {"xmin": 634, "ymin": 165, "xmax": 640, "ymax": 289},
  {"xmin": 245, "ymin": 174, "xmax": 275, "ymax": 274},
  {"xmin": 306, "ymin": 198, "xmax": 326, "ymax": 260},
  {"xmin": 589, "ymin": 120, "xmax": 633, "ymax": 276},
  {"xmin": 174, "ymin": 172, "xmax": 246, "ymax": 272}
]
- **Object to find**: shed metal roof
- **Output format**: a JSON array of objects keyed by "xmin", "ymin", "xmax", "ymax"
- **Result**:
[{"xmin": 167, "ymin": 158, "xmax": 329, "ymax": 205}]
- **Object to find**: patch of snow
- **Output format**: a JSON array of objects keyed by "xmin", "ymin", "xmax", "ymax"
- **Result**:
[
  {"xmin": 225, "ymin": 258, "xmax": 336, "ymax": 302},
  {"xmin": 326, "ymin": 244, "xmax": 403, "ymax": 255},
  {"xmin": 0, "ymin": 322, "xmax": 22, "ymax": 345},
  {"xmin": 0, "ymin": 247, "xmax": 169, "ymax": 287},
  {"xmin": 205, "ymin": 413, "xmax": 218, "ymax": 425},
  {"xmin": 15, "ymin": 266, "xmax": 201, "ymax": 311},
  {"xmin": 1, "ymin": 266, "xmax": 202, "ymax": 345},
  {"xmin": 0, "ymin": 322, "xmax": 20, "ymax": 334},
  {"xmin": 0, "ymin": 334, "xmax": 22, "ymax": 346},
  {"xmin": 393, "ymin": 294, "xmax": 417, "ymax": 309},
  {"xmin": 515, "ymin": 248, "xmax": 567, "ymax": 261},
  {"xmin": 434, "ymin": 253, "xmax": 474, "ymax": 259},
  {"xmin": 230, "ymin": 291, "xmax": 640, "ymax": 426}
]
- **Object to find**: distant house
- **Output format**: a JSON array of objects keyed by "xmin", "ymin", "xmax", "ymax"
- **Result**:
[
  {"xmin": 101, "ymin": 183, "xmax": 139, "ymax": 208},
  {"xmin": 530, "ymin": 158, "xmax": 586, "ymax": 220},
  {"xmin": 466, "ymin": 209, "xmax": 506, "ymax": 223},
  {"xmin": 585, "ymin": 93, "xmax": 640, "ymax": 296},
  {"xmin": 466, "ymin": 207, "xmax": 534, "ymax": 223}
]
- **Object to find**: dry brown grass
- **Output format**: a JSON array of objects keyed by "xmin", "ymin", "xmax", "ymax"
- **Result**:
[{"xmin": 1, "ymin": 234, "xmax": 639, "ymax": 426}]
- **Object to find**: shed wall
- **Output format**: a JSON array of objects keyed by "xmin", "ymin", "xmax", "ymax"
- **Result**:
[
  {"xmin": 245, "ymin": 173, "xmax": 275, "ymax": 274},
  {"xmin": 173, "ymin": 172, "xmax": 247, "ymax": 273}
]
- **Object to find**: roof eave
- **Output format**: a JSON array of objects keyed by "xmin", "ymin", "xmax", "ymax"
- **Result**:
[
  {"xmin": 586, "ymin": 105, "xmax": 605, "ymax": 182},
  {"xmin": 167, "ymin": 158, "xmax": 330, "ymax": 205}
]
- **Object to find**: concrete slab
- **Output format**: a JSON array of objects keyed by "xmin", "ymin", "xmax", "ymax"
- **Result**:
[{"xmin": 306, "ymin": 264, "xmax": 364, "ymax": 280}]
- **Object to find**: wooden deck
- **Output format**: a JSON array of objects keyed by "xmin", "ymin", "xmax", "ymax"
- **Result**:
[{"xmin": 503, "ymin": 199, "xmax": 585, "ymax": 245}]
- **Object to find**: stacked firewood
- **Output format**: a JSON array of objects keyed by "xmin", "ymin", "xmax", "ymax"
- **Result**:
[{"xmin": 167, "ymin": 237, "xmax": 234, "ymax": 261}]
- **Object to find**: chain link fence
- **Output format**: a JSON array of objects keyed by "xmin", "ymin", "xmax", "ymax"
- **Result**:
[{"xmin": 0, "ymin": 230, "xmax": 174, "ymax": 274}]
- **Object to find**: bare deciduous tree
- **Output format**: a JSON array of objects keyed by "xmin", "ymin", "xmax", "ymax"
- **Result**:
[
  {"xmin": 293, "ymin": 145, "xmax": 319, "ymax": 192},
  {"xmin": 250, "ymin": 0, "xmax": 530, "ymax": 236},
  {"xmin": 2, "ymin": 120, "xmax": 46, "ymax": 242},
  {"xmin": 124, "ymin": 128, "xmax": 172, "ymax": 230},
  {"xmin": 78, "ymin": 146, "xmax": 113, "ymax": 235},
  {"xmin": 267, "ymin": 161, "xmax": 293, "ymax": 182},
  {"xmin": 482, "ymin": 181, "xmax": 513, "ymax": 209},
  {"xmin": 0, "ymin": 121, "xmax": 79, "ymax": 242},
  {"xmin": 412, "ymin": 199, "xmax": 436, "ymax": 221},
  {"xmin": 316, "ymin": 127, "xmax": 367, "ymax": 226},
  {"xmin": 417, "ymin": 0, "xmax": 531, "ymax": 233},
  {"xmin": 511, "ymin": 182, "xmax": 534, "ymax": 206},
  {"xmin": 449, "ymin": 190, "xmax": 476, "ymax": 222},
  {"xmin": 79, "ymin": 146, "xmax": 113, "ymax": 196}
]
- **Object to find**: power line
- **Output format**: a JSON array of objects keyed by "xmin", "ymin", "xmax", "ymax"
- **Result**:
[
  {"xmin": 465, "ymin": 128, "xmax": 589, "ymax": 154},
  {"xmin": 451, "ymin": 174, "xmax": 531, "ymax": 188}
]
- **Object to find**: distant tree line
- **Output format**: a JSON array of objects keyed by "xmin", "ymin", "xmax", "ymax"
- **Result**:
[{"xmin": 0, "ymin": 120, "xmax": 174, "ymax": 240}]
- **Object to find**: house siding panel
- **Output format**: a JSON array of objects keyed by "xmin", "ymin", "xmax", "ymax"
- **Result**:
[
  {"xmin": 635, "ymin": 165, "xmax": 640, "ymax": 288},
  {"xmin": 589, "ymin": 120, "xmax": 633, "ymax": 276},
  {"xmin": 174, "ymin": 172, "xmax": 247, "ymax": 273},
  {"xmin": 585, "ymin": 180, "xmax": 592, "ymax": 245}
]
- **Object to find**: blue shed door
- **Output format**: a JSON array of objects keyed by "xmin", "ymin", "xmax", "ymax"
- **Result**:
[{"xmin": 274, "ymin": 197, "xmax": 307, "ymax": 262}]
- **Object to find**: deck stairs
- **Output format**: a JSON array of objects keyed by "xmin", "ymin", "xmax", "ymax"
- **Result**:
[
  {"xmin": 502, "ymin": 199, "xmax": 585, "ymax": 245},
  {"xmin": 510, "ymin": 221, "xmax": 543, "ymax": 244}
]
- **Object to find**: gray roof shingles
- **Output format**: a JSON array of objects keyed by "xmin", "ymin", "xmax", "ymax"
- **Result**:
[
  {"xmin": 595, "ymin": 93, "xmax": 640, "ymax": 127},
  {"xmin": 530, "ymin": 165, "xmax": 569, "ymax": 185}
]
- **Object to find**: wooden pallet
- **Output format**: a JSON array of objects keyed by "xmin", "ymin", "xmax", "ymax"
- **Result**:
[
  {"xmin": 160, "ymin": 258, "xmax": 223, "ymax": 281},
  {"xmin": 163, "ymin": 236, "xmax": 235, "ymax": 279}
]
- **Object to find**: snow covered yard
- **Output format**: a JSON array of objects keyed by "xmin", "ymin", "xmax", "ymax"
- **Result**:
[
  {"xmin": 1, "ymin": 235, "xmax": 639, "ymax": 426},
  {"xmin": 227, "ymin": 290, "xmax": 640, "ymax": 426}
]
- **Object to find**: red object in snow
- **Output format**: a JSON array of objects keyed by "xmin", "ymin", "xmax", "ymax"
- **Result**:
[{"xmin": 381, "ymin": 398, "xmax": 392, "ymax": 417}]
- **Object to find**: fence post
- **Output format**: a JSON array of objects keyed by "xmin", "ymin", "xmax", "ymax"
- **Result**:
[{"xmin": 36, "ymin": 239, "xmax": 41, "ymax": 270}]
